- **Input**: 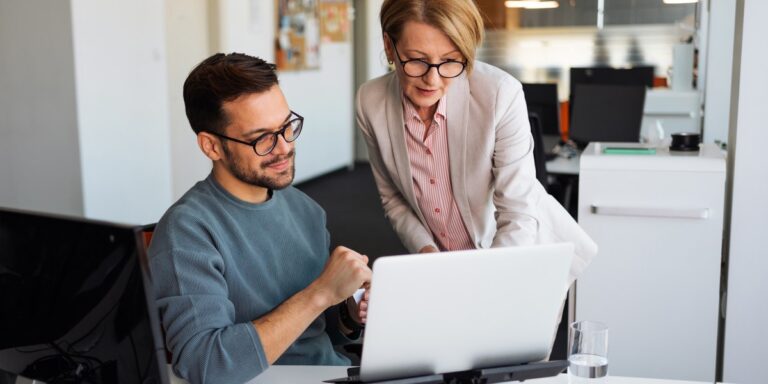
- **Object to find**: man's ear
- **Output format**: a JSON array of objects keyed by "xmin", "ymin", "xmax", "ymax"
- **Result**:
[{"xmin": 198, "ymin": 132, "xmax": 224, "ymax": 161}]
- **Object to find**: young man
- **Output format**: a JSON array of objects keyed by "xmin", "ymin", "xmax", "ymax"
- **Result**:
[{"xmin": 148, "ymin": 53, "xmax": 371, "ymax": 384}]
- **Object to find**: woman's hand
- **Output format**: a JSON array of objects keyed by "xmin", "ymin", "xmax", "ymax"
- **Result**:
[{"xmin": 418, "ymin": 245, "xmax": 439, "ymax": 253}]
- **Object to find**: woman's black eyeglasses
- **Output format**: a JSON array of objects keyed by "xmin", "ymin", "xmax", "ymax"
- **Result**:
[
  {"xmin": 205, "ymin": 110, "xmax": 303, "ymax": 156},
  {"xmin": 391, "ymin": 39, "xmax": 467, "ymax": 78}
]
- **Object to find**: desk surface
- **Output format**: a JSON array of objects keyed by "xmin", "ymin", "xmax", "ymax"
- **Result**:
[
  {"xmin": 170, "ymin": 365, "xmax": 723, "ymax": 384},
  {"xmin": 542, "ymin": 136, "xmax": 580, "ymax": 176},
  {"xmin": 546, "ymin": 154, "xmax": 580, "ymax": 176}
]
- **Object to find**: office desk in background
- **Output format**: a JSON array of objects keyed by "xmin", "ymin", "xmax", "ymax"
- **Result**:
[
  {"xmin": 545, "ymin": 153, "xmax": 580, "ymax": 176},
  {"xmin": 172, "ymin": 365, "xmax": 727, "ymax": 384},
  {"xmin": 545, "ymin": 151, "xmax": 581, "ymax": 218}
]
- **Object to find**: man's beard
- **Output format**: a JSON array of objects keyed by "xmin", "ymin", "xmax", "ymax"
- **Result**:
[{"xmin": 222, "ymin": 145, "xmax": 295, "ymax": 190}]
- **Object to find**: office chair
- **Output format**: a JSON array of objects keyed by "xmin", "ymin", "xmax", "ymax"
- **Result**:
[
  {"xmin": 529, "ymin": 114, "xmax": 549, "ymax": 190},
  {"xmin": 522, "ymin": 83, "xmax": 561, "ymax": 137},
  {"xmin": 530, "ymin": 114, "xmax": 569, "ymax": 208},
  {"xmin": 141, "ymin": 224, "xmax": 174, "ymax": 364}
]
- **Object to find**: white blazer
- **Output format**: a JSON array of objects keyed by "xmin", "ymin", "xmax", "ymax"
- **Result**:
[{"xmin": 356, "ymin": 61, "xmax": 596, "ymax": 280}]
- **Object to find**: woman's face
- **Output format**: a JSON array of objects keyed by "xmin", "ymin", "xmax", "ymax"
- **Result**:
[{"xmin": 386, "ymin": 21, "xmax": 465, "ymax": 111}]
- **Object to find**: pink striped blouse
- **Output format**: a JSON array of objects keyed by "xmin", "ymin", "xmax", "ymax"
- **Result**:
[{"xmin": 402, "ymin": 94, "xmax": 475, "ymax": 251}]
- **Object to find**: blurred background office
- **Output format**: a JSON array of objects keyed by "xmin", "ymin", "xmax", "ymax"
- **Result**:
[{"xmin": 0, "ymin": 1, "xmax": 765, "ymax": 383}]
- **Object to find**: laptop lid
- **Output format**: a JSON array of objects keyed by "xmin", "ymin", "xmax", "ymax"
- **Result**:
[{"xmin": 359, "ymin": 243, "xmax": 574, "ymax": 382}]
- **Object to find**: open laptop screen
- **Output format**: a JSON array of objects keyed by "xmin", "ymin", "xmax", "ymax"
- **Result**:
[{"xmin": 359, "ymin": 244, "xmax": 573, "ymax": 382}]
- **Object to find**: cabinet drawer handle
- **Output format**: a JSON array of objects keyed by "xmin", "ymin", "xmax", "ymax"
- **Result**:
[
  {"xmin": 644, "ymin": 111, "xmax": 696, "ymax": 118},
  {"xmin": 590, "ymin": 205, "xmax": 710, "ymax": 219}
]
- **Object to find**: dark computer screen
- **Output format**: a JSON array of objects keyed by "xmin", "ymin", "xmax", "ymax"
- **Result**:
[
  {"xmin": 569, "ymin": 66, "xmax": 654, "ymax": 100},
  {"xmin": 0, "ymin": 208, "xmax": 168, "ymax": 384},
  {"xmin": 568, "ymin": 84, "xmax": 646, "ymax": 146},
  {"xmin": 522, "ymin": 83, "xmax": 561, "ymax": 137}
]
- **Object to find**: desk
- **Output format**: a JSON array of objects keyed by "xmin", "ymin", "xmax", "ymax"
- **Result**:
[
  {"xmin": 211, "ymin": 365, "xmax": 727, "ymax": 384},
  {"xmin": 545, "ymin": 154, "xmax": 580, "ymax": 176},
  {"xmin": 545, "ymin": 153, "xmax": 581, "ymax": 218}
]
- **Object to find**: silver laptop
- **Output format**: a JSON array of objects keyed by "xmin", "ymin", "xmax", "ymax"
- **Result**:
[{"xmin": 358, "ymin": 243, "xmax": 574, "ymax": 382}]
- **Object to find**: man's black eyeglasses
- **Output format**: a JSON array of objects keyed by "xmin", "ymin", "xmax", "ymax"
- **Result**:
[
  {"xmin": 205, "ymin": 111, "xmax": 303, "ymax": 156},
  {"xmin": 391, "ymin": 39, "xmax": 467, "ymax": 78}
]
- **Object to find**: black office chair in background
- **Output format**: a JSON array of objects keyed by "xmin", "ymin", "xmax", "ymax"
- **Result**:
[
  {"xmin": 529, "ymin": 114, "xmax": 567, "ymax": 207},
  {"xmin": 522, "ymin": 82, "xmax": 562, "ymax": 152},
  {"xmin": 528, "ymin": 114, "xmax": 549, "ymax": 190}
]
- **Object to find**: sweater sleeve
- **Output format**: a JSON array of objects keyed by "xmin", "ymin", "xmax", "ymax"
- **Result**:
[{"xmin": 149, "ymin": 245, "xmax": 269, "ymax": 384}]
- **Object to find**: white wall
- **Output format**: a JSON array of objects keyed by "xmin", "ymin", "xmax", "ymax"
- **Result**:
[
  {"xmin": 722, "ymin": 0, "xmax": 768, "ymax": 383},
  {"xmin": 165, "ymin": 0, "xmax": 364, "ymax": 199},
  {"xmin": 165, "ymin": 0, "xmax": 212, "ymax": 200},
  {"xmin": 0, "ymin": 0, "xmax": 84, "ymax": 216},
  {"xmin": 216, "ymin": 0, "xmax": 273, "ymax": 57},
  {"xmin": 70, "ymin": 0, "xmax": 173, "ymax": 225},
  {"xmin": 353, "ymin": 0, "xmax": 388, "ymax": 161},
  {"xmin": 702, "ymin": 0, "xmax": 737, "ymax": 145},
  {"xmin": 282, "ymin": 43, "xmax": 355, "ymax": 182},
  {"xmin": 206, "ymin": 0, "xmax": 355, "ymax": 183},
  {"xmin": 362, "ymin": 0, "xmax": 387, "ymax": 82}
]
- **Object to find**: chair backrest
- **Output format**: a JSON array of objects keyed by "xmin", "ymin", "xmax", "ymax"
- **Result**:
[
  {"xmin": 142, "ymin": 228, "xmax": 154, "ymax": 249},
  {"xmin": 522, "ymin": 83, "xmax": 561, "ymax": 137},
  {"xmin": 528, "ymin": 114, "xmax": 549, "ymax": 190},
  {"xmin": 141, "ymin": 224, "xmax": 173, "ymax": 364}
]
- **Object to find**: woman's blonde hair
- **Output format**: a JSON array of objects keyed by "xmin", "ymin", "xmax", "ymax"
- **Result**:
[{"xmin": 380, "ymin": 0, "xmax": 485, "ymax": 74}]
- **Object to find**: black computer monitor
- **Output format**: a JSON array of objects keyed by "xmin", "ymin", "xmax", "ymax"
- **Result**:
[
  {"xmin": 0, "ymin": 208, "xmax": 168, "ymax": 384},
  {"xmin": 569, "ymin": 66, "xmax": 654, "ymax": 99},
  {"xmin": 568, "ymin": 84, "xmax": 646, "ymax": 147},
  {"xmin": 522, "ymin": 83, "xmax": 561, "ymax": 137}
]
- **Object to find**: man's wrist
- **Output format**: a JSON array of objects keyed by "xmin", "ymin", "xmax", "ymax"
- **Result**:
[
  {"xmin": 338, "ymin": 299, "xmax": 363, "ymax": 335},
  {"xmin": 304, "ymin": 282, "xmax": 333, "ymax": 311}
]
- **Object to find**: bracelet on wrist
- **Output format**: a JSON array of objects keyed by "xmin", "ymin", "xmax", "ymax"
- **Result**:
[{"xmin": 339, "ymin": 300, "xmax": 363, "ymax": 334}]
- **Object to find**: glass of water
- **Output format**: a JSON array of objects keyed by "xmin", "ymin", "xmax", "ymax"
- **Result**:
[{"xmin": 568, "ymin": 321, "xmax": 608, "ymax": 381}]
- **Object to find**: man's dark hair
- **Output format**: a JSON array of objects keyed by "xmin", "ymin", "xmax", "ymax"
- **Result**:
[{"xmin": 183, "ymin": 53, "xmax": 279, "ymax": 135}]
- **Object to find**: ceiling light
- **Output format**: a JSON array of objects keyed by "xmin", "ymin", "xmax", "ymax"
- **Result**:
[
  {"xmin": 505, "ymin": 1, "xmax": 560, "ymax": 9},
  {"xmin": 662, "ymin": 0, "xmax": 699, "ymax": 4}
]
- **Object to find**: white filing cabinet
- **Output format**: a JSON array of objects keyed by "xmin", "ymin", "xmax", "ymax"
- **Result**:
[{"xmin": 576, "ymin": 143, "xmax": 726, "ymax": 382}]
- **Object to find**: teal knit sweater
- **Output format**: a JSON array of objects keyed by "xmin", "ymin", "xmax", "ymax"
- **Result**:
[{"xmin": 148, "ymin": 175, "xmax": 350, "ymax": 384}]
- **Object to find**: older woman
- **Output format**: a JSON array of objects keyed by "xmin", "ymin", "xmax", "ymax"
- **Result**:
[{"xmin": 356, "ymin": 0, "xmax": 596, "ymax": 275}]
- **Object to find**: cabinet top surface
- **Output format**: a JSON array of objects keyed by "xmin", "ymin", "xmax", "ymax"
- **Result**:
[{"xmin": 581, "ymin": 142, "xmax": 726, "ymax": 172}]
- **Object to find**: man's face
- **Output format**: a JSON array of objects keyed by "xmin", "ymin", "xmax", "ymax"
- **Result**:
[{"xmin": 219, "ymin": 85, "xmax": 295, "ymax": 190}]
